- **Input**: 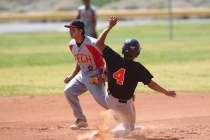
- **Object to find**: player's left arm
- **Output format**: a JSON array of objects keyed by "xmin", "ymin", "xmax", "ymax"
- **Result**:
[
  {"xmin": 147, "ymin": 80, "xmax": 176, "ymax": 98},
  {"xmin": 76, "ymin": 7, "xmax": 81, "ymax": 19},
  {"xmin": 91, "ymin": 9, "xmax": 97, "ymax": 38},
  {"xmin": 96, "ymin": 16, "xmax": 117, "ymax": 52}
]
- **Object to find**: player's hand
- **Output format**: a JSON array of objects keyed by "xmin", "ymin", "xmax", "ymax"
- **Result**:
[
  {"xmin": 165, "ymin": 90, "xmax": 176, "ymax": 98},
  {"xmin": 109, "ymin": 16, "xmax": 117, "ymax": 28},
  {"xmin": 64, "ymin": 76, "xmax": 73, "ymax": 84}
]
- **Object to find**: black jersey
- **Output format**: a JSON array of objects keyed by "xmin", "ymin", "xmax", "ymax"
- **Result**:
[{"xmin": 103, "ymin": 46, "xmax": 153, "ymax": 100}]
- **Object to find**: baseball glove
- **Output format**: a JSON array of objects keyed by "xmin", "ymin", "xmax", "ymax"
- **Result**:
[{"xmin": 89, "ymin": 73, "xmax": 107, "ymax": 85}]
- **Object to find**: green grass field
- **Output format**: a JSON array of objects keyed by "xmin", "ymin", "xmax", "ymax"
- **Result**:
[{"xmin": 0, "ymin": 21, "xmax": 210, "ymax": 96}]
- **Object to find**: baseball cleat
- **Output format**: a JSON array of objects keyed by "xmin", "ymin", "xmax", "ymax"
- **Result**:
[{"xmin": 69, "ymin": 119, "xmax": 88, "ymax": 129}]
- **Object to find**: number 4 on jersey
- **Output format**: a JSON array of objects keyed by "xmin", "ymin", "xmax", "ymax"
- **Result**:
[{"xmin": 113, "ymin": 68, "xmax": 126, "ymax": 85}]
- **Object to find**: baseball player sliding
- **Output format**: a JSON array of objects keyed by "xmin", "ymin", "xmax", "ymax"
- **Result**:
[
  {"xmin": 63, "ymin": 19, "xmax": 109, "ymax": 129},
  {"xmin": 96, "ymin": 16, "xmax": 176, "ymax": 138}
]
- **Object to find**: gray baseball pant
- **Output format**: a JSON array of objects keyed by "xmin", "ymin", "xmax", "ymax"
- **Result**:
[{"xmin": 64, "ymin": 69, "xmax": 109, "ymax": 120}]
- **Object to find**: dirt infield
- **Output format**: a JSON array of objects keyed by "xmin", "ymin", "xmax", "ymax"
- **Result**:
[{"xmin": 1, "ymin": 93, "xmax": 210, "ymax": 140}]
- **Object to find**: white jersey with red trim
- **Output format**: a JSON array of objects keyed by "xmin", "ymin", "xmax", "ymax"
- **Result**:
[
  {"xmin": 77, "ymin": 5, "xmax": 96, "ymax": 36},
  {"xmin": 69, "ymin": 36, "xmax": 104, "ymax": 73}
]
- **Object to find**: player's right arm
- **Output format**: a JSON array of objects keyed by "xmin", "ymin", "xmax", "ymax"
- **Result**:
[
  {"xmin": 96, "ymin": 16, "xmax": 117, "ymax": 52},
  {"xmin": 64, "ymin": 63, "xmax": 81, "ymax": 84}
]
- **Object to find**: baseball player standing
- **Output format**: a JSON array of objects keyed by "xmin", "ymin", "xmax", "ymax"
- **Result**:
[
  {"xmin": 76, "ymin": 0, "xmax": 97, "ymax": 38},
  {"xmin": 96, "ymin": 16, "xmax": 176, "ymax": 137},
  {"xmin": 63, "ymin": 19, "xmax": 109, "ymax": 129}
]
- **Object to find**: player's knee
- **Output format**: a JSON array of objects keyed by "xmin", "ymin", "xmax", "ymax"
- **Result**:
[
  {"xmin": 64, "ymin": 87, "xmax": 71, "ymax": 95},
  {"xmin": 93, "ymin": 96, "xmax": 109, "ymax": 109},
  {"xmin": 64, "ymin": 87, "xmax": 78, "ymax": 98}
]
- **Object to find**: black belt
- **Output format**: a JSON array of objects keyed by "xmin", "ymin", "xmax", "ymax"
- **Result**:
[{"xmin": 108, "ymin": 92, "xmax": 128, "ymax": 103}]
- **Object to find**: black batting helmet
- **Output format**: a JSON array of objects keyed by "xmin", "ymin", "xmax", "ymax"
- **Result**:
[{"xmin": 122, "ymin": 38, "xmax": 142, "ymax": 57}]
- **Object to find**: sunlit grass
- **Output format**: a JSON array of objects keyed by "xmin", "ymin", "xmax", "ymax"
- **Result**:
[{"xmin": 0, "ymin": 21, "xmax": 210, "ymax": 95}]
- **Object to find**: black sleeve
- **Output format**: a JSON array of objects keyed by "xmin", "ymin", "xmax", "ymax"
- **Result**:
[
  {"xmin": 137, "ymin": 63, "xmax": 154, "ymax": 85},
  {"xmin": 102, "ymin": 46, "xmax": 120, "ymax": 64}
]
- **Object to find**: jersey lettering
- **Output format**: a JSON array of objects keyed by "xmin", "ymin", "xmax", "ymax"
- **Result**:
[
  {"xmin": 74, "ymin": 54, "xmax": 93, "ymax": 64},
  {"xmin": 113, "ymin": 68, "xmax": 126, "ymax": 85}
]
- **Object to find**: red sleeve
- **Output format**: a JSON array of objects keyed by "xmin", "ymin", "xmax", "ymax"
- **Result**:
[{"xmin": 69, "ymin": 45, "xmax": 73, "ymax": 52}]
